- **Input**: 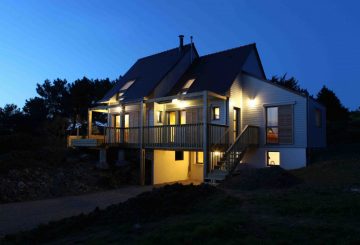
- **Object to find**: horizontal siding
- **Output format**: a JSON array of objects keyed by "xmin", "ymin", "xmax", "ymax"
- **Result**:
[
  {"xmin": 241, "ymin": 74, "xmax": 307, "ymax": 148},
  {"xmin": 307, "ymin": 99, "xmax": 326, "ymax": 147}
]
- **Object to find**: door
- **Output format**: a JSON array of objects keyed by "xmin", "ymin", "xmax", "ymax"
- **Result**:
[
  {"xmin": 115, "ymin": 115, "xmax": 120, "ymax": 143},
  {"xmin": 233, "ymin": 107, "xmax": 240, "ymax": 141},
  {"xmin": 167, "ymin": 111, "xmax": 177, "ymax": 142},
  {"xmin": 124, "ymin": 114, "xmax": 129, "ymax": 143}
]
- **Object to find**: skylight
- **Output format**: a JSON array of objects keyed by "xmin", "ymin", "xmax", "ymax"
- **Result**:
[
  {"xmin": 181, "ymin": 78, "xmax": 195, "ymax": 95},
  {"xmin": 117, "ymin": 79, "xmax": 135, "ymax": 101},
  {"xmin": 183, "ymin": 78, "xmax": 195, "ymax": 89}
]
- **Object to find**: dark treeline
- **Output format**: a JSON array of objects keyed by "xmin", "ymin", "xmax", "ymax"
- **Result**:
[{"xmin": 0, "ymin": 77, "xmax": 118, "ymax": 140}]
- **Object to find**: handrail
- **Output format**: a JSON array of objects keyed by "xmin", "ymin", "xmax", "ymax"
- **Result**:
[{"xmin": 221, "ymin": 125, "xmax": 259, "ymax": 172}]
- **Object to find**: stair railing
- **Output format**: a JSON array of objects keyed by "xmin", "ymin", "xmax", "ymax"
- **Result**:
[{"xmin": 222, "ymin": 125, "xmax": 259, "ymax": 172}]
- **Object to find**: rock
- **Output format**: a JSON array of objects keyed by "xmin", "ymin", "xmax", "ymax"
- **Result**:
[{"xmin": 17, "ymin": 181, "xmax": 26, "ymax": 189}]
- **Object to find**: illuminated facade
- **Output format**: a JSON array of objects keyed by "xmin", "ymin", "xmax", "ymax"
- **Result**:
[{"xmin": 68, "ymin": 36, "xmax": 326, "ymax": 184}]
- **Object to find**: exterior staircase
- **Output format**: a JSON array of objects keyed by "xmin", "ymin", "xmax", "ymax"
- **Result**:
[{"xmin": 204, "ymin": 125, "xmax": 259, "ymax": 184}]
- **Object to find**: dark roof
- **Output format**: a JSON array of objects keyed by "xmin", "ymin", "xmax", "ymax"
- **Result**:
[
  {"xmin": 99, "ymin": 44, "xmax": 192, "ymax": 103},
  {"xmin": 167, "ymin": 43, "xmax": 257, "ymax": 96}
]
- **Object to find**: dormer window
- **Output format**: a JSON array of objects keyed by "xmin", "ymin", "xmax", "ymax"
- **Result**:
[{"xmin": 181, "ymin": 78, "xmax": 195, "ymax": 95}]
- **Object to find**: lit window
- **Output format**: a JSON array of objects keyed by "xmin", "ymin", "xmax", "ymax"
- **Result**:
[
  {"xmin": 156, "ymin": 111, "xmax": 163, "ymax": 123},
  {"xmin": 180, "ymin": 110, "xmax": 186, "ymax": 124},
  {"xmin": 196, "ymin": 152, "xmax": 203, "ymax": 164},
  {"xmin": 267, "ymin": 151, "xmax": 280, "ymax": 166},
  {"xmin": 266, "ymin": 107, "xmax": 279, "ymax": 144},
  {"xmin": 213, "ymin": 106, "xmax": 220, "ymax": 120},
  {"xmin": 183, "ymin": 79, "xmax": 195, "ymax": 89},
  {"xmin": 180, "ymin": 78, "xmax": 195, "ymax": 94},
  {"xmin": 315, "ymin": 109, "xmax": 322, "ymax": 128},
  {"xmin": 120, "ymin": 80, "xmax": 135, "ymax": 91}
]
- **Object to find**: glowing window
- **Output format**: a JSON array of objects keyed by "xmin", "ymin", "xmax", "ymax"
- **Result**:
[
  {"xmin": 196, "ymin": 152, "xmax": 203, "ymax": 164},
  {"xmin": 183, "ymin": 79, "xmax": 195, "ymax": 89},
  {"xmin": 267, "ymin": 151, "xmax": 280, "ymax": 166},
  {"xmin": 213, "ymin": 106, "xmax": 220, "ymax": 120},
  {"xmin": 180, "ymin": 110, "xmax": 186, "ymax": 125}
]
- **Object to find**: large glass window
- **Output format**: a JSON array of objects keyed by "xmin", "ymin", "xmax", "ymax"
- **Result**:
[{"xmin": 266, "ymin": 107, "xmax": 279, "ymax": 144}]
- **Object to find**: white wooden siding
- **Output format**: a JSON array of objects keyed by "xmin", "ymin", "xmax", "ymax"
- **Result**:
[{"xmin": 241, "ymin": 74, "xmax": 307, "ymax": 148}]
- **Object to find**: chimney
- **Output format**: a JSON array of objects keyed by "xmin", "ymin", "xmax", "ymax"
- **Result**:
[{"xmin": 178, "ymin": 35, "xmax": 184, "ymax": 50}]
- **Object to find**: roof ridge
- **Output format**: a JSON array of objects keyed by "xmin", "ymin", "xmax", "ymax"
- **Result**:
[
  {"xmin": 137, "ymin": 44, "xmax": 191, "ymax": 61},
  {"xmin": 199, "ymin": 43, "xmax": 256, "ymax": 59}
]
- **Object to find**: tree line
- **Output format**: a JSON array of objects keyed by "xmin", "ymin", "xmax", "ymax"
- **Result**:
[{"xmin": 0, "ymin": 77, "xmax": 117, "ymax": 137}]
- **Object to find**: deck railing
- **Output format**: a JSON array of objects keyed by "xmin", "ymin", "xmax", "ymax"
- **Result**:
[{"xmin": 104, "ymin": 123, "xmax": 229, "ymax": 149}]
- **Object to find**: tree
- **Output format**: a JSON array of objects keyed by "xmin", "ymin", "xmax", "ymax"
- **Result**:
[
  {"xmin": 270, "ymin": 74, "xmax": 309, "ymax": 96},
  {"xmin": 23, "ymin": 97, "xmax": 48, "ymax": 123},
  {"xmin": 0, "ymin": 104, "xmax": 25, "ymax": 133},
  {"xmin": 316, "ymin": 85, "xmax": 349, "ymax": 122},
  {"xmin": 36, "ymin": 78, "xmax": 69, "ymax": 119}
]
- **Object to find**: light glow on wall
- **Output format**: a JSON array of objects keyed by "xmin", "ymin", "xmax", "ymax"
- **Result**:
[
  {"xmin": 172, "ymin": 98, "xmax": 188, "ymax": 108},
  {"xmin": 248, "ymin": 98, "xmax": 257, "ymax": 108}
]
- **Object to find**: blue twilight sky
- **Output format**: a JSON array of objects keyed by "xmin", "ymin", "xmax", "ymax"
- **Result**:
[{"xmin": 0, "ymin": 0, "xmax": 359, "ymax": 110}]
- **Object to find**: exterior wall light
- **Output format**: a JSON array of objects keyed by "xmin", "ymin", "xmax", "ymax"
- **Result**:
[{"xmin": 248, "ymin": 98, "xmax": 257, "ymax": 108}]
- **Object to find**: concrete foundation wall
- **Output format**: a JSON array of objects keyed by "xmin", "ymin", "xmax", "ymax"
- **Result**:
[{"xmin": 242, "ymin": 147, "xmax": 307, "ymax": 169}]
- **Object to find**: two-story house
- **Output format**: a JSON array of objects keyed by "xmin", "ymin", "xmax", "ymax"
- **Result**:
[{"xmin": 68, "ymin": 35, "xmax": 326, "ymax": 185}]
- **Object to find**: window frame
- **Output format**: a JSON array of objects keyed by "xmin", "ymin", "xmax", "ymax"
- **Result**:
[
  {"xmin": 266, "ymin": 151, "xmax": 280, "ymax": 166},
  {"xmin": 212, "ymin": 106, "xmax": 220, "ymax": 120},
  {"xmin": 196, "ymin": 151, "xmax": 204, "ymax": 164},
  {"xmin": 156, "ymin": 111, "xmax": 163, "ymax": 123},
  {"xmin": 266, "ymin": 106, "xmax": 279, "ymax": 144},
  {"xmin": 175, "ymin": 151, "xmax": 184, "ymax": 161}
]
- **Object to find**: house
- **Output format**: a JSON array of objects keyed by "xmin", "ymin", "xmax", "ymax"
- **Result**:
[{"xmin": 68, "ymin": 35, "xmax": 326, "ymax": 185}]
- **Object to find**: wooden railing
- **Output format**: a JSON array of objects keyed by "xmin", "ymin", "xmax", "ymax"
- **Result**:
[
  {"xmin": 104, "ymin": 123, "xmax": 229, "ymax": 149},
  {"xmin": 144, "ymin": 123, "xmax": 203, "ymax": 149}
]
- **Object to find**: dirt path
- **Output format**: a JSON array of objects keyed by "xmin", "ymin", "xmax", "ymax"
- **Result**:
[{"xmin": 0, "ymin": 186, "xmax": 151, "ymax": 237}]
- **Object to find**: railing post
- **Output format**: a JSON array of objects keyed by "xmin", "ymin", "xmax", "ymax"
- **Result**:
[
  {"xmin": 203, "ymin": 91, "xmax": 209, "ymax": 179},
  {"xmin": 139, "ymin": 100, "xmax": 146, "ymax": 185},
  {"xmin": 88, "ymin": 109, "xmax": 92, "ymax": 138}
]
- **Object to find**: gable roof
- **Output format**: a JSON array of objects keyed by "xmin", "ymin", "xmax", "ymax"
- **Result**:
[
  {"xmin": 167, "ymin": 43, "xmax": 264, "ymax": 96},
  {"xmin": 99, "ymin": 44, "xmax": 193, "ymax": 103}
]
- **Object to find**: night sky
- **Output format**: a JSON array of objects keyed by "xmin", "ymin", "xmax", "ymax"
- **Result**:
[{"xmin": 0, "ymin": 0, "xmax": 359, "ymax": 110}]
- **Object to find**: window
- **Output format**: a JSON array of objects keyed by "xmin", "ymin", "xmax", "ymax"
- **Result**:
[
  {"xmin": 156, "ymin": 111, "xmax": 163, "ymax": 123},
  {"xmin": 180, "ymin": 111, "xmax": 186, "ymax": 125},
  {"xmin": 175, "ymin": 151, "xmax": 184, "ymax": 161},
  {"xmin": 266, "ymin": 105, "xmax": 293, "ymax": 144},
  {"xmin": 196, "ymin": 152, "xmax": 204, "ymax": 164},
  {"xmin": 315, "ymin": 109, "xmax": 322, "ymax": 128},
  {"xmin": 212, "ymin": 106, "xmax": 220, "ymax": 120},
  {"xmin": 266, "ymin": 107, "xmax": 279, "ymax": 144},
  {"xmin": 267, "ymin": 151, "xmax": 280, "ymax": 166},
  {"xmin": 181, "ymin": 78, "xmax": 195, "ymax": 94}
]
